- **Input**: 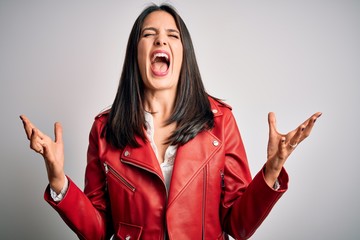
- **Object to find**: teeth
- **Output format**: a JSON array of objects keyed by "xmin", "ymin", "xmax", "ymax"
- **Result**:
[{"xmin": 152, "ymin": 52, "xmax": 169, "ymax": 62}]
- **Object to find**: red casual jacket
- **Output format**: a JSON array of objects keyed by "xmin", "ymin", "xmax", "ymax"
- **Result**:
[{"xmin": 44, "ymin": 97, "xmax": 288, "ymax": 240}]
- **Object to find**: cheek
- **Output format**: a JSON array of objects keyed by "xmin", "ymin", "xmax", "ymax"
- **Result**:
[
  {"xmin": 172, "ymin": 43, "xmax": 183, "ymax": 68},
  {"xmin": 137, "ymin": 45, "xmax": 147, "ymax": 72},
  {"xmin": 137, "ymin": 55, "xmax": 147, "ymax": 84},
  {"xmin": 176, "ymin": 49, "xmax": 183, "ymax": 69}
]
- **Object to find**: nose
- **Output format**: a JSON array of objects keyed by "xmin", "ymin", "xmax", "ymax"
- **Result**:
[{"xmin": 155, "ymin": 35, "xmax": 167, "ymax": 46}]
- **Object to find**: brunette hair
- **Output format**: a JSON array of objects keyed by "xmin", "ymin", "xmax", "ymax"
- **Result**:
[{"xmin": 104, "ymin": 4, "xmax": 214, "ymax": 148}]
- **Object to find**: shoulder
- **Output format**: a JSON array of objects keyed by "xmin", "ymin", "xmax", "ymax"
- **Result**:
[
  {"xmin": 95, "ymin": 107, "xmax": 110, "ymax": 121},
  {"xmin": 90, "ymin": 107, "xmax": 111, "ymax": 133},
  {"xmin": 208, "ymin": 95, "xmax": 233, "ymax": 117}
]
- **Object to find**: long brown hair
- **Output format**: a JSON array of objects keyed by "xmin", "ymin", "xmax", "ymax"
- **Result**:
[{"xmin": 104, "ymin": 4, "xmax": 214, "ymax": 148}]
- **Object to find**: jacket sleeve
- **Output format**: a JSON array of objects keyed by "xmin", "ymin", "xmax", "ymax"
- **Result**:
[
  {"xmin": 220, "ymin": 109, "xmax": 289, "ymax": 240},
  {"xmin": 44, "ymin": 117, "xmax": 113, "ymax": 240}
]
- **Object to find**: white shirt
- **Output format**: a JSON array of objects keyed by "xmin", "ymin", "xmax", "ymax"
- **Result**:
[{"xmin": 144, "ymin": 111, "xmax": 177, "ymax": 193}]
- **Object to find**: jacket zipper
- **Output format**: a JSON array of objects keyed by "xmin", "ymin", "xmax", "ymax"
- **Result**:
[
  {"xmin": 219, "ymin": 169, "xmax": 228, "ymax": 240},
  {"xmin": 120, "ymin": 159, "xmax": 165, "ymax": 186},
  {"xmin": 202, "ymin": 167, "xmax": 207, "ymax": 240},
  {"xmin": 103, "ymin": 162, "xmax": 136, "ymax": 192}
]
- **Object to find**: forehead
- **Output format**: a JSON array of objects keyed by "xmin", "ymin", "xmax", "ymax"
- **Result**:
[{"xmin": 142, "ymin": 10, "xmax": 178, "ymax": 30}]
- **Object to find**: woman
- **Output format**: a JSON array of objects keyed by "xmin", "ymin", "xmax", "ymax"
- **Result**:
[{"xmin": 20, "ymin": 4, "xmax": 321, "ymax": 240}]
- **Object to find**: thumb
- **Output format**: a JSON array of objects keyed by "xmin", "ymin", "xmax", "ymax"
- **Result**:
[
  {"xmin": 54, "ymin": 122, "xmax": 63, "ymax": 143},
  {"xmin": 268, "ymin": 112, "xmax": 278, "ymax": 136}
]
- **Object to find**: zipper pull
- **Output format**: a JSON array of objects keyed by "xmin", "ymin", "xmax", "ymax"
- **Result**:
[
  {"xmin": 220, "ymin": 170, "xmax": 225, "ymax": 188},
  {"xmin": 103, "ymin": 163, "xmax": 109, "ymax": 191},
  {"xmin": 103, "ymin": 163, "xmax": 109, "ymax": 174}
]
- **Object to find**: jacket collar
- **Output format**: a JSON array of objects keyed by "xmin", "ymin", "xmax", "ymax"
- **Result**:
[{"xmin": 208, "ymin": 96, "xmax": 232, "ymax": 118}]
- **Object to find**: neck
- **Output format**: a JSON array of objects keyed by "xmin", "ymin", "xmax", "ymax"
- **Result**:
[{"xmin": 143, "ymin": 90, "xmax": 175, "ymax": 120}]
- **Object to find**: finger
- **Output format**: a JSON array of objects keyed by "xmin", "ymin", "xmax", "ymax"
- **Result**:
[
  {"xmin": 30, "ymin": 128, "xmax": 44, "ymax": 154},
  {"xmin": 54, "ymin": 122, "xmax": 63, "ymax": 143},
  {"xmin": 268, "ymin": 112, "xmax": 279, "ymax": 136},
  {"xmin": 300, "ymin": 112, "xmax": 322, "ymax": 140},
  {"xmin": 20, "ymin": 115, "xmax": 35, "ymax": 140},
  {"xmin": 278, "ymin": 136, "xmax": 286, "ymax": 160},
  {"xmin": 20, "ymin": 115, "xmax": 47, "ymax": 140},
  {"xmin": 288, "ymin": 125, "xmax": 304, "ymax": 150},
  {"xmin": 299, "ymin": 112, "xmax": 322, "ymax": 130},
  {"xmin": 41, "ymin": 142, "xmax": 50, "ymax": 158}
]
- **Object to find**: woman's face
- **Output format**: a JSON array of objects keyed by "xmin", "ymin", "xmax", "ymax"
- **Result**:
[{"xmin": 137, "ymin": 10, "xmax": 183, "ymax": 93}]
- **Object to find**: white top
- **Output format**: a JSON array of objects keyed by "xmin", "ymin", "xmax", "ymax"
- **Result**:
[{"xmin": 144, "ymin": 111, "xmax": 177, "ymax": 193}]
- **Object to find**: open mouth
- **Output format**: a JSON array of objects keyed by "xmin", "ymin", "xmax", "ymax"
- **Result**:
[{"xmin": 151, "ymin": 51, "xmax": 170, "ymax": 76}]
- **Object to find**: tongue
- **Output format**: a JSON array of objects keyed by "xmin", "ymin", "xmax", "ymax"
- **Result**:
[{"xmin": 152, "ymin": 62, "xmax": 168, "ymax": 74}]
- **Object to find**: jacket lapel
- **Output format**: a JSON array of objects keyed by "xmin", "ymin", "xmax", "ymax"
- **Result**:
[
  {"xmin": 120, "ymin": 136, "xmax": 164, "ymax": 181},
  {"xmin": 167, "ymin": 130, "xmax": 222, "ymax": 208}
]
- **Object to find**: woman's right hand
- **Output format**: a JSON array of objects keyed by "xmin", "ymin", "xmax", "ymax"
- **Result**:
[{"xmin": 20, "ymin": 115, "xmax": 65, "ymax": 194}]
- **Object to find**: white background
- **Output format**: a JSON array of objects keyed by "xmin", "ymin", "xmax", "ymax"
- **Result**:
[{"xmin": 1, "ymin": 0, "xmax": 359, "ymax": 239}]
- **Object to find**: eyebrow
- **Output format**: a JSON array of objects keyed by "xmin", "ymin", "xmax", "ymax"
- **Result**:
[{"xmin": 141, "ymin": 27, "xmax": 180, "ymax": 35}]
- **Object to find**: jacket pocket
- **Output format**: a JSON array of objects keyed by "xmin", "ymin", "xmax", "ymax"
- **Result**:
[
  {"xmin": 116, "ymin": 222, "xmax": 143, "ymax": 240},
  {"xmin": 103, "ymin": 162, "xmax": 136, "ymax": 192}
]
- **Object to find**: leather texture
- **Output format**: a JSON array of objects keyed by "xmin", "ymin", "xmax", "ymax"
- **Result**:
[{"xmin": 44, "ymin": 97, "xmax": 288, "ymax": 240}]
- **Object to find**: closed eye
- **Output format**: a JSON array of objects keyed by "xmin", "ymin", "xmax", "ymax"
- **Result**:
[
  {"xmin": 167, "ymin": 29, "xmax": 180, "ymax": 39},
  {"xmin": 169, "ymin": 34, "xmax": 179, "ymax": 39},
  {"xmin": 143, "ymin": 33, "xmax": 155, "ymax": 37},
  {"xmin": 141, "ymin": 27, "xmax": 157, "ymax": 38}
]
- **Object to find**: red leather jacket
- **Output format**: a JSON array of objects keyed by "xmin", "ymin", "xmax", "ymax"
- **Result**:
[{"xmin": 45, "ymin": 97, "xmax": 288, "ymax": 240}]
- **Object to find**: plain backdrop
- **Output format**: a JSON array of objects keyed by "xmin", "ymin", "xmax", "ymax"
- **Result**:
[{"xmin": 1, "ymin": 0, "xmax": 359, "ymax": 239}]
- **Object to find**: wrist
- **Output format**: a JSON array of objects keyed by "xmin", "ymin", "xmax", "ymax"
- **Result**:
[
  {"xmin": 50, "ymin": 176, "xmax": 68, "ymax": 202},
  {"xmin": 264, "ymin": 163, "xmax": 281, "ymax": 188},
  {"xmin": 49, "ymin": 174, "xmax": 66, "ymax": 194}
]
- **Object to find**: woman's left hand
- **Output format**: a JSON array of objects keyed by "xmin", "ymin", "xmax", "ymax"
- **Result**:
[{"xmin": 264, "ymin": 112, "xmax": 322, "ymax": 188}]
